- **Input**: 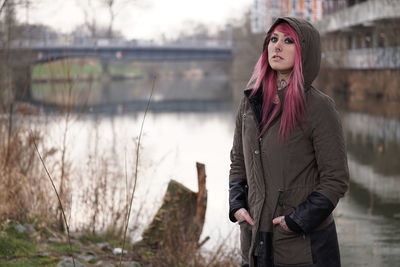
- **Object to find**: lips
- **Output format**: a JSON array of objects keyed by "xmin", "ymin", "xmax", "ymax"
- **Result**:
[{"xmin": 272, "ymin": 55, "xmax": 283, "ymax": 60}]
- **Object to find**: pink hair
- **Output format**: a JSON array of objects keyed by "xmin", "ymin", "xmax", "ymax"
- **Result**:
[{"xmin": 247, "ymin": 22, "xmax": 305, "ymax": 141}]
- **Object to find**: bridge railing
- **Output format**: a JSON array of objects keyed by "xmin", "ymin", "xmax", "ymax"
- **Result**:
[
  {"xmin": 315, "ymin": 0, "xmax": 400, "ymax": 34},
  {"xmin": 322, "ymin": 46, "xmax": 400, "ymax": 69}
]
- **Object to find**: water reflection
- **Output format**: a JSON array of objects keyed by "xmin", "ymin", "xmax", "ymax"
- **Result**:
[
  {"xmin": 337, "ymin": 110, "xmax": 400, "ymax": 267},
  {"xmin": 342, "ymin": 111, "xmax": 400, "ymax": 203},
  {"xmin": 31, "ymin": 75, "xmax": 231, "ymax": 107}
]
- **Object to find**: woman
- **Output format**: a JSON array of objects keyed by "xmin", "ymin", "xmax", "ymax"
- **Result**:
[{"xmin": 228, "ymin": 17, "xmax": 349, "ymax": 267}]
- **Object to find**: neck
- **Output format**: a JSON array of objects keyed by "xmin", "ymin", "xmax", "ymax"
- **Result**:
[{"xmin": 277, "ymin": 71, "xmax": 291, "ymax": 90}]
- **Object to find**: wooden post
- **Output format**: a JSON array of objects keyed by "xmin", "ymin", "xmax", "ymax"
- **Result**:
[{"xmin": 193, "ymin": 162, "xmax": 207, "ymax": 245}]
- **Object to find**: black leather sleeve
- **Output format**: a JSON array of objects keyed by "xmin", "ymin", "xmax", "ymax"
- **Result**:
[
  {"xmin": 229, "ymin": 178, "xmax": 248, "ymax": 222},
  {"xmin": 284, "ymin": 215, "xmax": 303, "ymax": 233},
  {"xmin": 287, "ymin": 192, "xmax": 335, "ymax": 234}
]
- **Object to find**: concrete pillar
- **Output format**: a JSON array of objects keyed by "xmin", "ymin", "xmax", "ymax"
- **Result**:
[
  {"xmin": 372, "ymin": 31, "xmax": 379, "ymax": 48},
  {"xmin": 100, "ymin": 59, "xmax": 112, "ymax": 80},
  {"xmin": 352, "ymin": 35, "xmax": 357, "ymax": 49}
]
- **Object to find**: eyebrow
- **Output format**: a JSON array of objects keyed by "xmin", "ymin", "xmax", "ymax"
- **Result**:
[{"xmin": 271, "ymin": 32, "xmax": 291, "ymax": 38}]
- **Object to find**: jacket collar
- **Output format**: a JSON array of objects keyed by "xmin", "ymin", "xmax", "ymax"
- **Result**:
[
  {"xmin": 244, "ymin": 86, "xmax": 289, "ymax": 104},
  {"xmin": 244, "ymin": 85, "xmax": 310, "ymax": 101}
]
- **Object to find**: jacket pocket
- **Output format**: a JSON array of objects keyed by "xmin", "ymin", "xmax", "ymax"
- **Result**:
[{"xmin": 273, "ymin": 225, "xmax": 313, "ymax": 266}]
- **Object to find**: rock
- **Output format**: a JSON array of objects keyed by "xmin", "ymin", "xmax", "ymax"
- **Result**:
[
  {"xmin": 112, "ymin": 247, "xmax": 128, "ymax": 255},
  {"xmin": 95, "ymin": 261, "xmax": 114, "ymax": 267},
  {"xmin": 14, "ymin": 224, "xmax": 26, "ymax": 233},
  {"xmin": 37, "ymin": 252, "xmax": 51, "ymax": 257},
  {"xmin": 97, "ymin": 242, "xmax": 112, "ymax": 251},
  {"xmin": 71, "ymin": 239, "xmax": 83, "ymax": 248},
  {"xmin": 49, "ymin": 237, "xmax": 63, "ymax": 243},
  {"xmin": 57, "ymin": 257, "xmax": 86, "ymax": 267},
  {"xmin": 120, "ymin": 261, "xmax": 142, "ymax": 267},
  {"xmin": 77, "ymin": 251, "xmax": 97, "ymax": 263},
  {"xmin": 23, "ymin": 223, "xmax": 36, "ymax": 234},
  {"xmin": 14, "ymin": 223, "xmax": 35, "ymax": 234}
]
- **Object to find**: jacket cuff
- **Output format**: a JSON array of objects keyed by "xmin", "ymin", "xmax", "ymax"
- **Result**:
[
  {"xmin": 288, "ymin": 191, "xmax": 334, "ymax": 234},
  {"xmin": 284, "ymin": 215, "xmax": 303, "ymax": 233},
  {"xmin": 229, "ymin": 178, "xmax": 248, "ymax": 223},
  {"xmin": 229, "ymin": 207, "xmax": 242, "ymax": 222}
]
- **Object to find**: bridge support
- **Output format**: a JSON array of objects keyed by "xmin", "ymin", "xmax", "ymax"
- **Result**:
[
  {"xmin": 12, "ymin": 64, "xmax": 32, "ymax": 102},
  {"xmin": 100, "ymin": 59, "xmax": 112, "ymax": 102},
  {"xmin": 100, "ymin": 59, "xmax": 112, "ymax": 80}
]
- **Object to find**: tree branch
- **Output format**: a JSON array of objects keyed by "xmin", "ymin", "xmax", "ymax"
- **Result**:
[{"xmin": 0, "ymin": 0, "xmax": 9, "ymax": 15}]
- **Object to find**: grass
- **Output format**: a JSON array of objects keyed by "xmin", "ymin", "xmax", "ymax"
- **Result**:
[
  {"xmin": 0, "ymin": 222, "xmax": 112, "ymax": 267},
  {"xmin": 32, "ymin": 59, "xmax": 102, "ymax": 80},
  {"xmin": 0, "ymin": 225, "xmax": 37, "ymax": 261},
  {"xmin": 46, "ymin": 244, "xmax": 79, "ymax": 254},
  {"xmin": 0, "ymin": 257, "xmax": 57, "ymax": 267},
  {"xmin": 79, "ymin": 231, "xmax": 130, "ymax": 249},
  {"xmin": 109, "ymin": 62, "xmax": 143, "ymax": 77}
]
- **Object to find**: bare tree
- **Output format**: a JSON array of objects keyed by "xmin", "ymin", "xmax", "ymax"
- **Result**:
[
  {"xmin": 102, "ymin": 0, "xmax": 116, "ymax": 38},
  {"xmin": 79, "ymin": 0, "xmax": 98, "ymax": 38},
  {"xmin": 0, "ymin": 0, "xmax": 9, "ymax": 15},
  {"xmin": 78, "ymin": 0, "xmax": 146, "ymax": 39}
]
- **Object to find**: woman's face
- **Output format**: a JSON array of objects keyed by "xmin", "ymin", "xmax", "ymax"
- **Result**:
[{"xmin": 267, "ymin": 29, "xmax": 295, "ymax": 73}]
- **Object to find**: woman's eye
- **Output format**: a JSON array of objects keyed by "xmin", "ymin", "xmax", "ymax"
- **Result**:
[
  {"xmin": 270, "ymin": 37, "xmax": 278, "ymax": 43},
  {"xmin": 285, "ymin": 38, "xmax": 294, "ymax": 44}
]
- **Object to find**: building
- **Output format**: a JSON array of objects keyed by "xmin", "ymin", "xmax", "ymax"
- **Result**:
[
  {"xmin": 322, "ymin": 0, "xmax": 369, "ymax": 16},
  {"xmin": 249, "ymin": 0, "xmax": 400, "ymax": 101},
  {"xmin": 251, "ymin": 0, "xmax": 267, "ymax": 33},
  {"xmin": 314, "ymin": 0, "xmax": 400, "ymax": 101},
  {"xmin": 251, "ymin": 0, "xmax": 323, "ymax": 33},
  {"xmin": 315, "ymin": 0, "xmax": 400, "ymax": 69}
]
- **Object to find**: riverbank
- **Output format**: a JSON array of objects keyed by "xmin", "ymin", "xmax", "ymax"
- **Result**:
[
  {"xmin": 0, "ymin": 220, "xmax": 142, "ymax": 267},
  {"xmin": 0, "ymin": 219, "xmax": 238, "ymax": 267},
  {"xmin": 0, "ymin": 114, "xmax": 239, "ymax": 266}
]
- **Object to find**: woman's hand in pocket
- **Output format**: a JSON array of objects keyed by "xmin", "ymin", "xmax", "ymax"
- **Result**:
[
  {"xmin": 272, "ymin": 216, "xmax": 291, "ymax": 231},
  {"xmin": 234, "ymin": 208, "xmax": 255, "ymax": 225}
]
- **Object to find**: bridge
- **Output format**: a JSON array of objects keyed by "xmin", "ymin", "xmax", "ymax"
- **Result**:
[
  {"xmin": 5, "ymin": 43, "xmax": 233, "ymax": 101},
  {"xmin": 7, "ymin": 44, "xmax": 233, "ymax": 63}
]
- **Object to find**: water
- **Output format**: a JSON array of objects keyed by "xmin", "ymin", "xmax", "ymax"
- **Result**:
[
  {"xmin": 337, "ymin": 111, "xmax": 400, "ymax": 267},
  {"xmin": 29, "ymin": 76, "xmax": 240, "ymax": 252},
  {"xmin": 31, "ymin": 109, "xmax": 238, "ymax": 247},
  {"xmin": 29, "ymin": 77, "xmax": 400, "ymax": 266}
]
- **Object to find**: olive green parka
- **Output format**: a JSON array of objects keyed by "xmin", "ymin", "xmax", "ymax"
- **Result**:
[{"xmin": 229, "ymin": 17, "xmax": 349, "ymax": 267}]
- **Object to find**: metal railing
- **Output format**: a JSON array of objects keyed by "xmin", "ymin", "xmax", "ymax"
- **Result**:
[{"xmin": 323, "ymin": 46, "xmax": 400, "ymax": 69}]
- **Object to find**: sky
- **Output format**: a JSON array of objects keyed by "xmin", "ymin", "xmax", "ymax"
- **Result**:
[{"xmin": 15, "ymin": 0, "xmax": 252, "ymax": 41}]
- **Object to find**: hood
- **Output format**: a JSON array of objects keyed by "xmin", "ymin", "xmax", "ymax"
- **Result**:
[{"xmin": 262, "ymin": 17, "xmax": 321, "ymax": 89}]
